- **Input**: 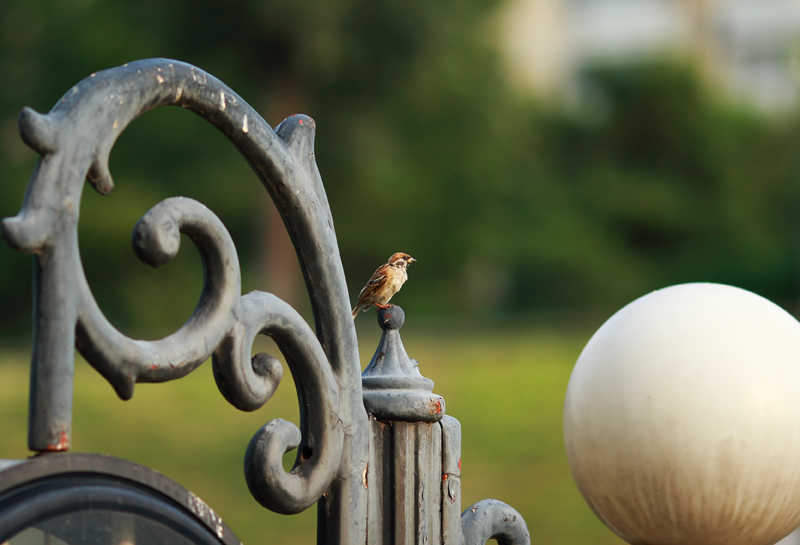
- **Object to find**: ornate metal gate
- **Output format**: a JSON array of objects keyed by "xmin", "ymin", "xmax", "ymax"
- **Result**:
[{"xmin": 0, "ymin": 58, "xmax": 528, "ymax": 545}]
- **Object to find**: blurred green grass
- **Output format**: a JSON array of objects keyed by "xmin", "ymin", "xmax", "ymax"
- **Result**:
[{"xmin": 0, "ymin": 326, "xmax": 625, "ymax": 545}]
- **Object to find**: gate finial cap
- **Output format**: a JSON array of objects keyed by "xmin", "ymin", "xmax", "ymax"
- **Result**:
[{"xmin": 361, "ymin": 306, "xmax": 445, "ymax": 422}]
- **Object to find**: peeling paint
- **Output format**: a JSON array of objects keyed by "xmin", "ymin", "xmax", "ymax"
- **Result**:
[
  {"xmin": 363, "ymin": 463, "xmax": 369, "ymax": 488},
  {"xmin": 242, "ymin": 115, "xmax": 249, "ymax": 133},
  {"xmin": 220, "ymin": 91, "xmax": 226, "ymax": 110},
  {"xmin": 44, "ymin": 430, "xmax": 70, "ymax": 451},
  {"xmin": 447, "ymin": 478, "xmax": 459, "ymax": 502},
  {"xmin": 156, "ymin": 75, "xmax": 165, "ymax": 85},
  {"xmin": 187, "ymin": 491, "xmax": 225, "ymax": 539}
]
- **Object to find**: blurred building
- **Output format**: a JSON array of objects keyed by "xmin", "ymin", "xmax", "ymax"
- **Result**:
[{"xmin": 500, "ymin": 0, "xmax": 800, "ymax": 113}]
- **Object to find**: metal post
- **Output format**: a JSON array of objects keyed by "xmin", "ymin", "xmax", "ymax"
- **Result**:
[
  {"xmin": 361, "ymin": 307, "xmax": 450, "ymax": 544},
  {"xmin": 360, "ymin": 307, "xmax": 528, "ymax": 545}
]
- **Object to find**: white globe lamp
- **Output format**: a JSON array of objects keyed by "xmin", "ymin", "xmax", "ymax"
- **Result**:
[{"xmin": 564, "ymin": 283, "xmax": 800, "ymax": 545}]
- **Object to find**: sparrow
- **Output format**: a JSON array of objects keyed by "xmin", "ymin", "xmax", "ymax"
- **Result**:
[{"xmin": 352, "ymin": 252, "xmax": 416, "ymax": 318}]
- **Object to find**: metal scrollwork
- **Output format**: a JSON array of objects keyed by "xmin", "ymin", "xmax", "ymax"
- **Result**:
[
  {"xmin": 461, "ymin": 500, "xmax": 531, "ymax": 545},
  {"xmin": 217, "ymin": 290, "xmax": 343, "ymax": 514},
  {"xmin": 3, "ymin": 58, "xmax": 367, "ymax": 521}
]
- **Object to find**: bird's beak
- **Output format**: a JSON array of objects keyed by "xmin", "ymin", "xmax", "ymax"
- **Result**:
[{"xmin": 409, "ymin": 257, "xmax": 417, "ymax": 263}]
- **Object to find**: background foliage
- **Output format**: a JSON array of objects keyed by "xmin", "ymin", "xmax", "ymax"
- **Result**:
[{"xmin": 1, "ymin": 0, "xmax": 798, "ymax": 341}]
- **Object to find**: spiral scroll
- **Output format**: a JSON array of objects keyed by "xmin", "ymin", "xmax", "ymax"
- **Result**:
[{"xmin": 2, "ymin": 59, "xmax": 367, "ymax": 518}]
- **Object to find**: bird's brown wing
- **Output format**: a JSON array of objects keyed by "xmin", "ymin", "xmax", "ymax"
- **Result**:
[{"xmin": 357, "ymin": 270, "xmax": 388, "ymax": 303}]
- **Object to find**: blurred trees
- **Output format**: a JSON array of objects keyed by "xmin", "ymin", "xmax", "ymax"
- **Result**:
[
  {"xmin": 526, "ymin": 65, "xmax": 800, "ymax": 312},
  {"xmin": 0, "ymin": 0, "xmax": 798, "ymax": 341}
]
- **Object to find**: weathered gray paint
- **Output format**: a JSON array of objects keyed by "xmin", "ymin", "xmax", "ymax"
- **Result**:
[
  {"xmin": 441, "ymin": 416, "xmax": 463, "ymax": 545},
  {"xmin": 362, "ymin": 307, "xmax": 445, "ymax": 423},
  {"xmin": 462, "ymin": 500, "xmax": 531, "ymax": 545},
  {"xmin": 0, "ymin": 453, "xmax": 242, "ymax": 544},
  {"xmin": 366, "ymin": 419, "xmax": 444, "ymax": 544},
  {"xmin": 3, "ymin": 58, "xmax": 528, "ymax": 545}
]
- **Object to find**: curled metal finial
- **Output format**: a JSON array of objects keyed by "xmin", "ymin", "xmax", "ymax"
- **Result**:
[
  {"xmin": 18, "ymin": 107, "xmax": 58, "ymax": 155},
  {"xmin": 461, "ymin": 499, "xmax": 531, "ymax": 545},
  {"xmin": 3, "ymin": 59, "xmax": 364, "ymax": 517}
]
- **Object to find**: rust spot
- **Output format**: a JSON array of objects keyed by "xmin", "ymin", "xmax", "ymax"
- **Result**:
[
  {"xmin": 471, "ymin": 507, "xmax": 477, "ymax": 514},
  {"xmin": 44, "ymin": 430, "xmax": 70, "ymax": 452},
  {"xmin": 429, "ymin": 399, "xmax": 442, "ymax": 415},
  {"xmin": 442, "ymin": 473, "xmax": 449, "ymax": 483},
  {"xmin": 458, "ymin": 458, "xmax": 461, "ymax": 471},
  {"xmin": 299, "ymin": 119, "xmax": 304, "ymax": 125},
  {"xmin": 149, "ymin": 364, "xmax": 157, "ymax": 371}
]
